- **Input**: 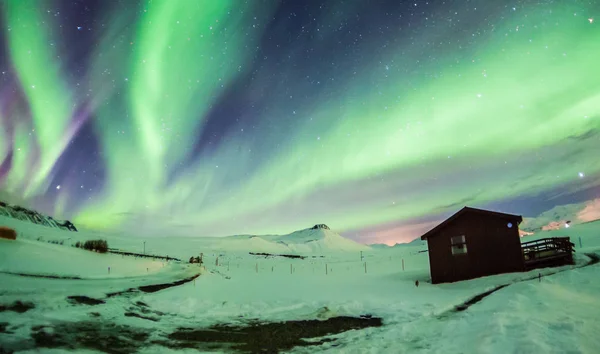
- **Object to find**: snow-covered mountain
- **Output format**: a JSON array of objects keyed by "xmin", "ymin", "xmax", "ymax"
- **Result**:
[
  {"xmin": 394, "ymin": 237, "xmax": 426, "ymax": 247},
  {"xmin": 369, "ymin": 243, "xmax": 392, "ymax": 249},
  {"xmin": 1, "ymin": 214, "xmax": 368, "ymax": 256},
  {"xmin": 521, "ymin": 198, "xmax": 600, "ymax": 232},
  {"xmin": 0, "ymin": 201, "xmax": 78, "ymax": 232},
  {"xmin": 220, "ymin": 224, "xmax": 370, "ymax": 253},
  {"xmin": 269, "ymin": 224, "xmax": 370, "ymax": 253}
]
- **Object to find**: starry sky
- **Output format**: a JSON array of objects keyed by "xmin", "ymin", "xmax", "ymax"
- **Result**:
[{"xmin": 0, "ymin": 0, "xmax": 599, "ymax": 244}]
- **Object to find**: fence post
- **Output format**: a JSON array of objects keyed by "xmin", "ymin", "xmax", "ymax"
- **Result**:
[
  {"xmin": 325, "ymin": 264, "xmax": 328, "ymax": 275},
  {"xmin": 579, "ymin": 237, "xmax": 582, "ymax": 248},
  {"xmin": 290, "ymin": 264, "xmax": 292, "ymax": 274},
  {"xmin": 256, "ymin": 263, "xmax": 258, "ymax": 273},
  {"xmin": 364, "ymin": 262, "xmax": 367, "ymax": 274},
  {"xmin": 108, "ymin": 266, "xmax": 110, "ymax": 274},
  {"xmin": 402, "ymin": 259, "xmax": 405, "ymax": 271}
]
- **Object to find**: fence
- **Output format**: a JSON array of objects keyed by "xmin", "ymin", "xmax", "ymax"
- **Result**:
[
  {"xmin": 107, "ymin": 248, "xmax": 181, "ymax": 262},
  {"xmin": 521, "ymin": 237, "xmax": 574, "ymax": 270}
]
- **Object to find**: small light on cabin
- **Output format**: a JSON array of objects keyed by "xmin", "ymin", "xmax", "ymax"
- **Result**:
[{"xmin": 507, "ymin": 222, "xmax": 513, "ymax": 228}]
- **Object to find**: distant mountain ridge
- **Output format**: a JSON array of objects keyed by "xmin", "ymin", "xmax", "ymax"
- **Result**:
[
  {"xmin": 521, "ymin": 198, "xmax": 600, "ymax": 232},
  {"xmin": 232, "ymin": 224, "xmax": 370, "ymax": 253}
]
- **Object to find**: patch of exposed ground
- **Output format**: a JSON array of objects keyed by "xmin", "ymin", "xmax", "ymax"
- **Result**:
[
  {"xmin": 454, "ymin": 284, "xmax": 509, "ymax": 312},
  {"xmin": 106, "ymin": 273, "xmax": 200, "ymax": 298},
  {"xmin": 0, "ymin": 301, "xmax": 35, "ymax": 313},
  {"xmin": 249, "ymin": 252, "xmax": 306, "ymax": 259},
  {"xmin": 166, "ymin": 315, "xmax": 383, "ymax": 353},
  {"xmin": 67, "ymin": 296, "xmax": 106, "ymax": 306},
  {"xmin": 123, "ymin": 301, "xmax": 165, "ymax": 322},
  {"xmin": 584, "ymin": 252, "xmax": 600, "ymax": 265},
  {"xmin": 124, "ymin": 312, "xmax": 159, "ymax": 322},
  {"xmin": 15, "ymin": 314, "xmax": 381, "ymax": 354},
  {"xmin": 30, "ymin": 321, "xmax": 151, "ymax": 354}
]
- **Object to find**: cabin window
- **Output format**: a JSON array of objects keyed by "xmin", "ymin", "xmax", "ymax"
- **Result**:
[{"xmin": 451, "ymin": 235, "xmax": 468, "ymax": 255}]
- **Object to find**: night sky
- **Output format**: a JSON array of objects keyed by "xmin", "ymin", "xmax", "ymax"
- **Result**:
[{"xmin": 0, "ymin": 0, "xmax": 599, "ymax": 244}]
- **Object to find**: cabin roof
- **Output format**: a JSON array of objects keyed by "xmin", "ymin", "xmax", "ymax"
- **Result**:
[{"xmin": 420, "ymin": 206, "xmax": 523, "ymax": 240}]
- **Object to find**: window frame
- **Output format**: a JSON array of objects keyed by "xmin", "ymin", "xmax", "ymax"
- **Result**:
[{"xmin": 451, "ymin": 235, "xmax": 468, "ymax": 255}]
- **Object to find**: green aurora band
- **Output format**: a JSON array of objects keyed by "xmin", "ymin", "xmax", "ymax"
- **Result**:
[
  {"xmin": 1, "ymin": 0, "xmax": 599, "ymax": 241},
  {"xmin": 3, "ymin": 0, "xmax": 74, "ymax": 197}
]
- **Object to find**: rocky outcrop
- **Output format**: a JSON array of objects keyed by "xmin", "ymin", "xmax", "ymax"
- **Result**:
[
  {"xmin": 311, "ymin": 224, "xmax": 330, "ymax": 230},
  {"xmin": 0, "ymin": 201, "xmax": 77, "ymax": 232}
]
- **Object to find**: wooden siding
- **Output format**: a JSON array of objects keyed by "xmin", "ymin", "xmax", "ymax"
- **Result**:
[{"xmin": 426, "ymin": 211, "xmax": 524, "ymax": 284}]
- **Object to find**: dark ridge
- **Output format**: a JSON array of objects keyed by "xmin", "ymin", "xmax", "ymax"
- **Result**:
[
  {"xmin": 138, "ymin": 274, "xmax": 200, "ymax": 293},
  {"xmin": 0, "ymin": 271, "xmax": 81, "ymax": 280},
  {"xmin": 249, "ymin": 252, "xmax": 306, "ymax": 259},
  {"xmin": 67, "ymin": 296, "xmax": 106, "ymax": 306},
  {"xmin": 107, "ymin": 273, "xmax": 200, "ymax": 297},
  {"xmin": 584, "ymin": 252, "xmax": 600, "ymax": 265},
  {"xmin": 454, "ymin": 285, "xmax": 510, "ymax": 312},
  {"xmin": 107, "ymin": 249, "xmax": 181, "ymax": 262},
  {"xmin": 124, "ymin": 312, "xmax": 159, "ymax": 322},
  {"xmin": 0, "ymin": 301, "xmax": 35, "ymax": 313}
]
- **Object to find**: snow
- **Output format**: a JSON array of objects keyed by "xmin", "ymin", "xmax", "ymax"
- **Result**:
[
  {"xmin": 0, "ymin": 238, "xmax": 166, "ymax": 279},
  {"xmin": 1, "ymin": 214, "xmax": 599, "ymax": 353},
  {"xmin": 0, "ymin": 216, "xmax": 369, "ymax": 257},
  {"xmin": 521, "ymin": 198, "xmax": 600, "ymax": 232}
]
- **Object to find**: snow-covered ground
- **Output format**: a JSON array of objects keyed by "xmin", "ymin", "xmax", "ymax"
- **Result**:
[{"xmin": 1, "ymin": 215, "xmax": 599, "ymax": 353}]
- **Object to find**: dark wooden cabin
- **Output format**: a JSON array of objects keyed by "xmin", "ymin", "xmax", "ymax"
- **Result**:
[{"xmin": 421, "ymin": 206, "xmax": 525, "ymax": 284}]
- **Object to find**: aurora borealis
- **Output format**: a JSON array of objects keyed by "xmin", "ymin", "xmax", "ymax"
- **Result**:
[{"xmin": 0, "ymin": 0, "xmax": 599, "ymax": 244}]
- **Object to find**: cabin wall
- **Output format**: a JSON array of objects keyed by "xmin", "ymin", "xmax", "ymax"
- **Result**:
[{"xmin": 427, "ymin": 213, "xmax": 524, "ymax": 284}]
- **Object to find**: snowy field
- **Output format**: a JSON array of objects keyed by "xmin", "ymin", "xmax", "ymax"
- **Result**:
[{"xmin": 1, "ymin": 215, "xmax": 599, "ymax": 353}]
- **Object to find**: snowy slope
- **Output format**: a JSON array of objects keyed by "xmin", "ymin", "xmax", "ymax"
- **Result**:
[
  {"xmin": 394, "ymin": 237, "xmax": 427, "ymax": 247},
  {"xmin": 0, "ymin": 238, "xmax": 169, "ymax": 279},
  {"xmin": 0, "ymin": 215, "xmax": 368, "ymax": 264},
  {"xmin": 369, "ymin": 243, "xmax": 391, "ymax": 249}
]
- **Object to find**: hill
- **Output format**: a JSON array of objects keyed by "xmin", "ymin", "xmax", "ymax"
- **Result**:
[
  {"xmin": 270, "ymin": 224, "xmax": 370, "ymax": 253},
  {"xmin": 521, "ymin": 198, "xmax": 600, "ymax": 232},
  {"xmin": 218, "ymin": 224, "xmax": 370, "ymax": 253}
]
